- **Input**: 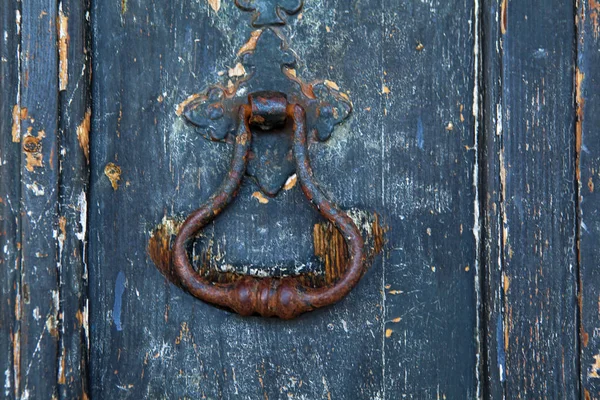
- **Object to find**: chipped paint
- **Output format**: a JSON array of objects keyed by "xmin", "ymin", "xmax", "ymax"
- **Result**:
[
  {"xmin": 251, "ymin": 191, "xmax": 269, "ymax": 204},
  {"xmin": 11, "ymin": 105, "xmax": 27, "ymax": 143},
  {"xmin": 228, "ymin": 62, "xmax": 246, "ymax": 77},
  {"xmin": 25, "ymin": 182, "xmax": 45, "ymax": 196},
  {"xmin": 590, "ymin": 0, "xmax": 600, "ymax": 38},
  {"xmin": 208, "ymin": 0, "xmax": 221, "ymax": 13},
  {"xmin": 238, "ymin": 30, "xmax": 263, "ymax": 56},
  {"xmin": 77, "ymin": 109, "xmax": 91, "ymax": 164},
  {"xmin": 23, "ymin": 130, "xmax": 45, "ymax": 172},
  {"xmin": 324, "ymin": 80, "xmax": 340, "ymax": 91},
  {"xmin": 500, "ymin": 0, "xmax": 508, "ymax": 34},
  {"xmin": 589, "ymin": 354, "xmax": 600, "ymax": 378},
  {"xmin": 104, "ymin": 162, "xmax": 122, "ymax": 190},
  {"xmin": 175, "ymin": 93, "xmax": 201, "ymax": 116},
  {"xmin": 283, "ymin": 173, "xmax": 297, "ymax": 190},
  {"xmin": 58, "ymin": 4, "xmax": 69, "ymax": 91}
]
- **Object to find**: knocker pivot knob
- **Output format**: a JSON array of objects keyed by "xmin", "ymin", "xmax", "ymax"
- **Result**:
[{"xmin": 248, "ymin": 91, "xmax": 289, "ymax": 130}]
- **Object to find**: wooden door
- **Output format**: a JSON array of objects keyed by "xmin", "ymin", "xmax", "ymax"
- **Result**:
[{"xmin": 1, "ymin": 0, "xmax": 598, "ymax": 398}]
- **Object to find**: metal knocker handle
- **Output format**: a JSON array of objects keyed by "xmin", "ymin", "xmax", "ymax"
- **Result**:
[{"xmin": 172, "ymin": 99, "xmax": 365, "ymax": 319}]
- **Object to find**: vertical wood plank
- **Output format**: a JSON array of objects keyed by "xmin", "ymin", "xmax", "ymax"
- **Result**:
[
  {"xmin": 56, "ymin": 0, "xmax": 92, "ymax": 397},
  {"xmin": 480, "ymin": 0, "xmax": 507, "ymax": 397},
  {"xmin": 89, "ymin": 1, "xmax": 386, "ymax": 398},
  {"xmin": 577, "ymin": 1, "xmax": 600, "ymax": 398},
  {"xmin": 380, "ymin": 0, "xmax": 479, "ymax": 397},
  {"xmin": 0, "ymin": 0, "xmax": 21, "ymax": 397},
  {"xmin": 18, "ymin": 0, "xmax": 61, "ymax": 397},
  {"xmin": 483, "ymin": 0, "xmax": 580, "ymax": 397}
]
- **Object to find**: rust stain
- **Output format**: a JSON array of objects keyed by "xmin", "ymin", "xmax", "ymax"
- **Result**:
[
  {"xmin": 104, "ymin": 162, "xmax": 122, "ymax": 190},
  {"xmin": 503, "ymin": 274, "xmax": 510, "ymax": 294},
  {"xmin": 385, "ymin": 328, "xmax": 393, "ymax": 338},
  {"xmin": 77, "ymin": 109, "xmax": 91, "ymax": 164},
  {"xmin": 500, "ymin": 0, "xmax": 508, "ymax": 34},
  {"xmin": 208, "ymin": 0, "xmax": 221, "ymax": 12},
  {"xmin": 176, "ymin": 93, "xmax": 201, "ymax": 116},
  {"xmin": 23, "ymin": 130, "xmax": 45, "ymax": 172},
  {"xmin": 588, "ymin": 177, "xmax": 594, "ymax": 193},
  {"xmin": 148, "ymin": 217, "xmax": 182, "ymax": 285},
  {"xmin": 238, "ymin": 30, "xmax": 262, "ymax": 56},
  {"xmin": 11, "ymin": 105, "xmax": 27, "ymax": 142},
  {"xmin": 252, "ymin": 191, "xmax": 269, "ymax": 204},
  {"xmin": 58, "ymin": 7, "xmax": 69, "ymax": 91},
  {"xmin": 391, "ymin": 317, "xmax": 401, "ymax": 323},
  {"xmin": 121, "ymin": 0, "xmax": 127, "ymax": 15},
  {"xmin": 415, "ymin": 42, "xmax": 424, "ymax": 51}
]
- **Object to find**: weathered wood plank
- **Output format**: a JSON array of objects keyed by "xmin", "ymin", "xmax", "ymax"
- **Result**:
[
  {"xmin": 56, "ymin": 0, "xmax": 92, "ymax": 397},
  {"xmin": 379, "ymin": 0, "xmax": 479, "ymax": 397},
  {"xmin": 480, "ymin": 0, "xmax": 505, "ymax": 397},
  {"xmin": 577, "ymin": 1, "xmax": 600, "ymax": 398},
  {"xmin": 484, "ymin": 0, "xmax": 579, "ymax": 397},
  {"xmin": 18, "ymin": 0, "xmax": 61, "ymax": 397},
  {"xmin": 89, "ymin": 1, "xmax": 386, "ymax": 398},
  {"xmin": 0, "ymin": 0, "xmax": 22, "ymax": 397}
]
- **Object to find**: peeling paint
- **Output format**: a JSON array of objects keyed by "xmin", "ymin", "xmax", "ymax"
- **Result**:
[
  {"xmin": 238, "ymin": 30, "xmax": 262, "ymax": 56},
  {"xmin": 23, "ymin": 130, "xmax": 45, "ymax": 172},
  {"xmin": 208, "ymin": 0, "xmax": 221, "ymax": 13},
  {"xmin": 11, "ymin": 105, "xmax": 27, "ymax": 143},
  {"xmin": 104, "ymin": 162, "xmax": 122, "ymax": 190},
  {"xmin": 77, "ymin": 109, "xmax": 91, "ymax": 164},
  {"xmin": 251, "ymin": 191, "xmax": 269, "ymax": 204},
  {"xmin": 58, "ymin": 4, "xmax": 69, "ymax": 91},
  {"xmin": 283, "ymin": 173, "xmax": 297, "ymax": 190}
]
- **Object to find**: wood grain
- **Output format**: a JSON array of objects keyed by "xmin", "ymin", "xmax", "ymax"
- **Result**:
[
  {"xmin": 577, "ymin": 0, "xmax": 600, "ymax": 398},
  {"xmin": 380, "ymin": 0, "xmax": 479, "ymax": 397},
  {"xmin": 482, "ymin": 0, "xmax": 580, "ymax": 397},
  {"xmin": 2, "ymin": 0, "xmax": 595, "ymax": 398},
  {"xmin": 0, "ymin": 1, "xmax": 22, "ymax": 398},
  {"xmin": 56, "ymin": 0, "xmax": 92, "ymax": 397},
  {"xmin": 18, "ymin": 0, "xmax": 61, "ymax": 397}
]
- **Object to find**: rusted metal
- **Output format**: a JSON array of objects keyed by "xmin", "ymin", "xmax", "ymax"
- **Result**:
[
  {"xmin": 180, "ymin": 28, "xmax": 352, "ymax": 196},
  {"xmin": 249, "ymin": 91, "xmax": 288, "ymax": 130},
  {"xmin": 171, "ymin": 96, "xmax": 366, "ymax": 319}
]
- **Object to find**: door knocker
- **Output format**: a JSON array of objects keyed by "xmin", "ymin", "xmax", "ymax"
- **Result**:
[{"xmin": 149, "ymin": 1, "xmax": 384, "ymax": 319}]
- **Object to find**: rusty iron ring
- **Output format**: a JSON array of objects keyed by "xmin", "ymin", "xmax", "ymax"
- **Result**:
[{"xmin": 171, "ymin": 103, "xmax": 365, "ymax": 319}]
